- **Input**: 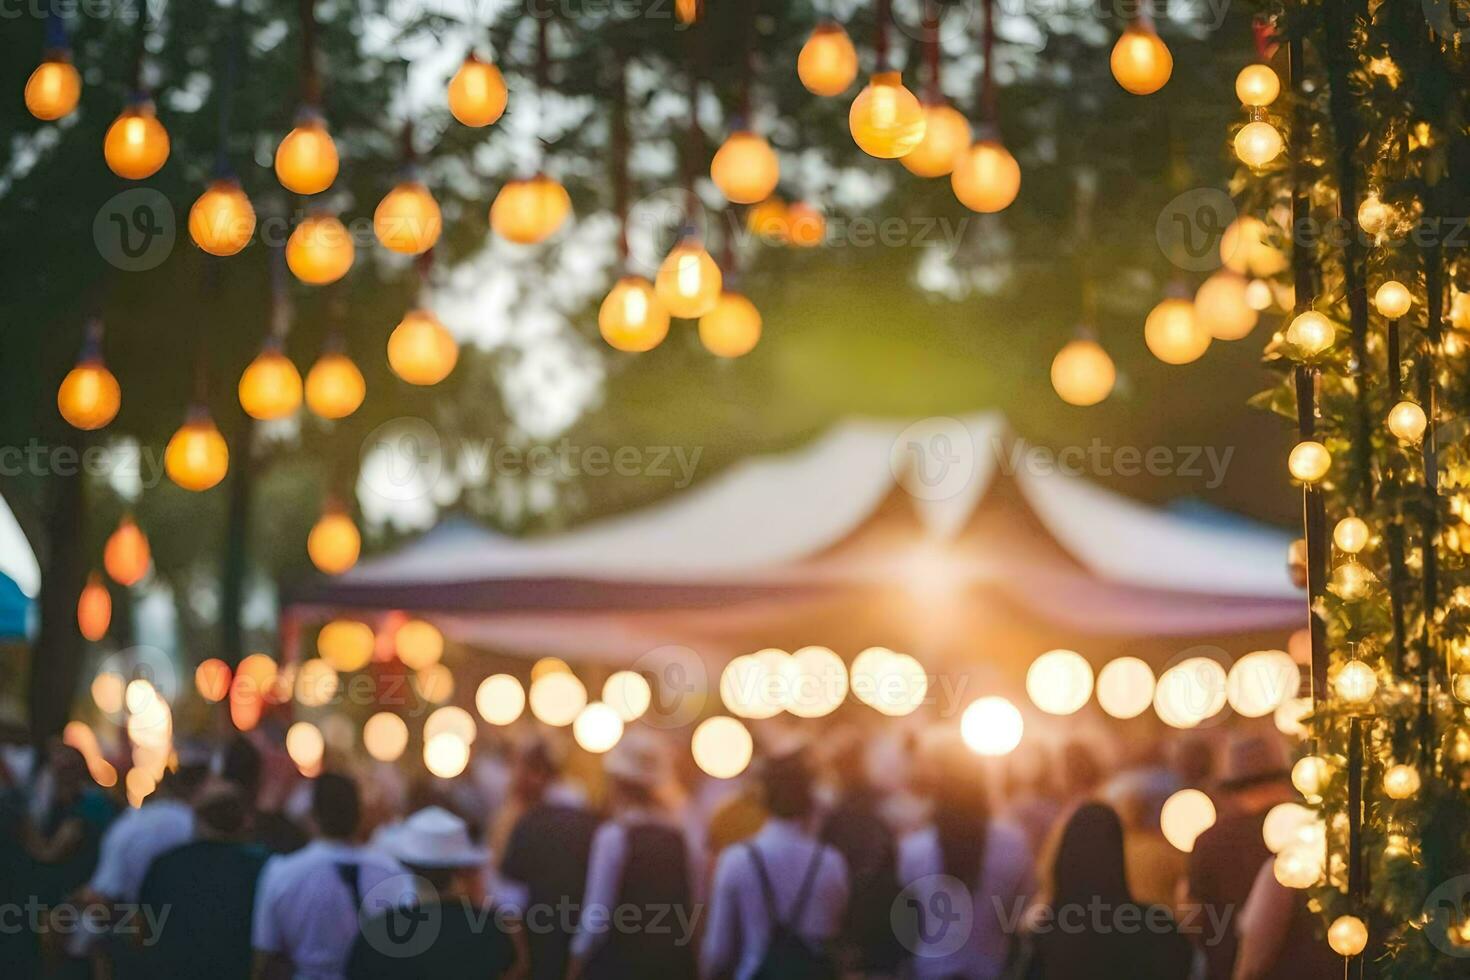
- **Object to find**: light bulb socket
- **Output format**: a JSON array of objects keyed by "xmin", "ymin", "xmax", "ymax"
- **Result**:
[
  {"xmin": 125, "ymin": 91, "xmax": 154, "ymax": 111},
  {"xmin": 293, "ymin": 104, "xmax": 326, "ymax": 127},
  {"xmin": 184, "ymin": 403, "xmax": 212, "ymax": 425},
  {"xmin": 971, "ymin": 121, "xmax": 1002, "ymax": 144}
]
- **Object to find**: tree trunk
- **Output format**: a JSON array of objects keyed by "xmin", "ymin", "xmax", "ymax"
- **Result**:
[
  {"xmin": 27, "ymin": 452, "xmax": 86, "ymax": 752},
  {"xmin": 218, "ymin": 420, "xmax": 256, "ymax": 667}
]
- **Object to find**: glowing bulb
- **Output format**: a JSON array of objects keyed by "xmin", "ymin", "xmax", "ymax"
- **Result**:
[
  {"xmin": 77, "ymin": 574, "xmax": 111, "ymax": 642},
  {"xmin": 295, "ymin": 659, "xmax": 339, "ymax": 708},
  {"xmin": 25, "ymin": 57, "xmax": 81, "ymax": 120},
  {"xmin": 374, "ymin": 181, "xmax": 442, "ymax": 255},
  {"xmin": 603, "ymin": 671, "xmax": 652, "ymax": 723},
  {"xmin": 287, "ymin": 213, "xmax": 354, "ymax": 285},
  {"xmin": 104, "ymin": 516, "xmax": 150, "ymax": 586},
  {"xmin": 1291, "ymin": 755, "xmax": 1330, "ymax": 797},
  {"xmin": 1110, "ymin": 22, "xmax": 1173, "ymax": 95},
  {"xmin": 1288, "ymin": 441, "xmax": 1331, "ymax": 483},
  {"xmin": 415, "ymin": 664, "xmax": 454, "ymax": 703},
  {"xmin": 1025, "ymin": 649, "xmax": 1093, "ymax": 716},
  {"xmin": 787, "ymin": 202, "xmax": 826, "ymax": 247},
  {"xmin": 165, "ymin": 412, "xmax": 229, "ymax": 492},
  {"xmin": 286, "ymin": 722, "xmax": 325, "ymax": 771},
  {"xmin": 195, "ymin": 659, "xmax": 231, "ymax": 703},
  {"xmin": 317, "ymin": 620, "xmax": 374, "ymax": 672},
  {"xmin": 1096, "ymin": 657, "xmax": 1155, "ymax": 719},
  {"xmin": 1387, "ymin": 400, "xmax": 1427, "ymax": 443},
  {"xmin": 1286, "ymin": 311, "xmax": 1335, "ymax": 356},
  {"xmin": 305, "ymin": 352, "xmax": 365, "ymax": 420},
  {"xmin": 388, "ymin": 310, "xmax": 458, "ymax": 386},
  {"xmin": 274, "ymin": 114, "xmax": 339, "ymax": 195},
  {"xmin": 960, "ymin": 696, "xmax": 1024, "ymax": 757},
  {"xmin": 307, "ymin": 509, "xmax": 360, "ymax": 575},
  {"xmin": 720, "ymin": 653, "xmax": 785, "ymax": 720},
  {"xmin": 1234, "ymin": 121, "xmax": 1284, "ymax": 168},
  {"xmin": 1373, "ymin": 281, "xmax": 1412, "ymax": 319},
  {"xmin": 529, "ymin": 671, "xmax": 587, "ymax": 727},
  {"xmin": 394, "ymin": 619, "xmax": 444, "ymax": 671},
  {"xmin": 699, "ymin": 292, "xmax": 762, "ymax": 358},
  {"xmin": 1333, "ymin": 659, "xmax": 1378, "ymax": 705},
  {"xmin": 490, "ymin": 175, "xmax": 571, "ymax": 245},
  {"xmin": 425, "ymin": 706, "xmax": 477, "ymax": 745},
  {"xmin": 1245, "ymin": 279, "xmax": 1274, "ymax": 311},
  {"xmin": 1154, "ymin": 659, "xmax": 1228, "ymax": 728},
  {"xmin": 1050, "ymin": 338, "xmax": 1116, "ymax": 406},
  {"xmin": 691, "ymin": 716, "xmax": 753, "ymax": 778},
  {"xmin": 1333, "ymin": 517, "xmax": 1369, "ymax": 554},
  {"xmin": 572, "ymin": 702, "xmax": 624, "ymax": 754},
  {"xmin": 798, "ymin": 22, "xmax": 859, "ymax": 96},
  {"xmin": 951, "ymin": 139, "xmax": 1021, "ymax": 213},
  {"xmin": 599, "ymin": 276, "xmax": 670, "ymax": 353},
  {"xmin": 655, "ymin": 239, "xmax": 723, "ymax": 318},
  {"xmin": 1383, "ymin": 763, "xmax": 1420, "ymax": 799},
  {"xmin": 901, "ymin": 104, "xmax": 971, "ymax": 178},
  {"xmin": 1160, "ymin": 789, "xmax": 1216, "ymax": 852},
  {"xmin": 92, "ymin": 672, "xmax": 125, "ymax": 714},
  {"xmin": 238, "ymin": 347, "xmax": 303, "ymax": 421},
  {"xmin": 1327, "ymin": 916, "xmax": 1367, "ymax": 957},
  {"xmin": 710, "ymin": 131, "xmax": 779, "ymax": 204},
  {"xmin": 364, "ymin": 712, "xmax": 409, "ymax": 762},
  {"xmin": 1235, "ymin": 64, "xmax": 1280, "ymax": 106},
  {"xmin": 189, "ymin": 179, "xmax": 256, "ymax": 256},
  {"xmin": 1273, "ymin": 843, "xmax": 1322, "ymax": 888},
  {"xmin": 1221, "ymin": 216, "xmax": 1288, "ymax": 277},
  {"xmin": 104, "ymin": 101, "xmax": 170, "ymax": 180},
  {"xmin": 848, "ymin": 72, "xmax": 926, "ymax": 159},
  {"xmin": 1194, "ymin": 271, "xmax": 1258, "ymax": 340},
  {"xmin": 1357, "ymin": 195, "xmax": 1388, "ymax": 236},
  {"xmin": 424, "ymin": 732, "xmax": 470, "ymax": 778},
  {"xmin": 58, "ymin": 358, "xmax": 121, "ymax": 431},
  {"xmin": 1226, "ymin": 650, "xmax": 1299, "ymax": 718},
  {"xmin": 476, "ymin": 674, "xmax": 526, "ymax": 726},
  {"xmin": 448, "ymin": 53, "xmax": 508, "ymax": 127},
  {"xmin": 747, "ymin": 197, "xmax": 790, "ymax": 245},
  {"xmin": 1262, "ymin": 802, "xmax": 1315, "ymax": 853},
  {"xmin": 1145, "ymin": 297, "xmax": 1211, "ymax": 365},
  {"xmin": 785, "ymin": 646, "xmax": 848, "ymax": 720}
]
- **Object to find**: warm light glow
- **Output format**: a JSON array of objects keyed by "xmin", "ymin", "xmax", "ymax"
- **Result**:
[
  {"xmin": 1096, "ymin": 657, "xmax": 1155, "ymax": 719},
  {"xmin": 1273, "ymin": 842, "xmax": 1323, "ymax": 888},
  {"xmin": 239, "ymin": 348, "xmax": 303, "ymax": 421},
  {"xmin": 532, "ymin": 657, "xmax": 572, "ymax": 680},
  {"xmin": 1154, "ymin": 658, "xmax": 1228, "ymax": 728},
  {"xmin": 414, "ymin": 664, "xmax": 455, "ymax": 703},
  {"xmin": 305, "ymin": 352, "xmax": 366, "ymax": 419},
  {"xmin": 388, "ymin": 309, "xmax": 459, "ymax": 386},
  {"xmin": 425, "ymin": 706, "xmax": 477, "ymax": 745},
  {"xmin": 699, "ymin": 291, "xmax": 762, "ymax": 358},
  {"xmin": 1327, "ymin": 916, "xmax": 1368, "ymax": 957},
  {"xmin": 286, "ymin": 722, "xmax": 325, "ymax": 771},
  {"xmin": 1234, "ymin": 120, "xmax": 1283, "ymax": 168},
  {"xmin": 655, "ymin": 239, "xmax": 723, "ymax": 318},
  {"xmin": 424, "ymin": 732, "xmax": 470, "ymax": 778},
  {"xmin": 395, "ymin": 619, "xmax": 444, "ymax": 671},
  {"xmin": 104, "ymin": 516, "xmax": 150, "ymax": 586},
  {"xmin": 77, "ymin": 574, "xmax": 111, "ymax": 642},
  {"xmin": 58, "ymin": 359, "xmax": 120, "ymax": 431},
  {"xmin": 1334, "ymin": 517, "xmax": 1369, "ymax": 554},
  {"xmin": 1383, "ymin": 763, "xmax": 1420, "ymax": 799},
  {"xmin": 308, "ymin": 509, "xmax": 360, "ymax": 575},
  {"xmin": 165, "ymin": 414, "xmax": 229, "ymax": 492},
  {"xmin": 798, "ymin": 22, "xmax": 859, "ymax": 97},
  {"xmin": 287, "ymin": 213, "xmax": 355, "ymax": 285},
  {"xmin": 1245, "ymin": 278, "xmax": 1274, "ymax": 311},
  {"xmin": 1262, "ymin": 802, "xmax": 1315, "ymax": 852},
  {"xmin": 1373, "ymin": 280, "xmax": 1412, "ymax": 319},
  {"xmin": 317, "ymin": 620, "xmax": 374, "ymax": 672},
  {"xmin": 1026, "ymin": 649, "xmax": 1094, "ymax": 716},
  {"xmin": 1110, "ymin": 23, "xmax": 1173, "ymax": 95},
  {"xmin": 951, "ymin": 139, "xmax": 1021, "ymax": 213},
  {"xmin": 1357, "ymin": 195, "xmax": 1388, "ymax": 236},
  {"xmin": 599, "ymin": 276, "xmax": 670, "ymax": 353},
  {"xmin": 1387, "ymin": 400, "xmax": 1427, "ymax": 443},
  {"xmin": 1050, "ymin": 338, "xmax": 1116, "ymax": 406},
  {"xmin": 1332, "ymin": 659, "xmax": 1378, "ymax": 704},
  {"xmin": 1288, "ymin": 441, "xmax": 1331, "ymax": 483},
  {"xmin": 1274, "ymin": 696, "xmax": 1312, "ymax": 737},
  {"xmin": 720, "ymin": 653, "xmax": 785, "ymax": 720},
  {"xmin": 490, "ymin": 175, "xmax": 572, "ymax": 244},
  {"xmin": 747, "ymin": 197, "xmax": 790, "ymax": 245},
  {"xmin": 195, "ymin": 658, "xmax": 231, "ymax": 703},
  {"xmin": 691, "ymin": 716, "xmax": 753, "ymax": 778},
  {"xmin": 603, "ymin": 671, "xmax": 652, "ymax": 723},
  {"xmin": 189, "ymin": 179, "xmax": 256, "ymax": 256},
  {"xmin": 902, "ymin": 104, "xmax": 971, "ymax": 177},
  {"xmin": 1285, "ymin": 310, "xmax": 1336, "ymax": 356},
  {"xmin": 364, "ymin": 712, "xmax": 409, "ymax": 762},
  {"xmin": 573, "ymin": 702, "xmax": 624, "ymax": 754},
  {"xmin": 1145, "ymin": 297, "xmax": 1211, "ymax": 365},
  {"xmin": 374, "ymin": 181, "xmax": 442, "ymax": 255},
  {"xmin": 785, "ymin": 646, "xmax": 848, "ymax": 719},
  {"xmin": 529, "ymin": 670, "xmax": 588, "ymax": 727},
  {"xmin": 1225, "ymin": 650, "xmax": 1298, "ymax": 718},
  {"xmin": 275, "ymin": 116, "xmax": 339, "ymax": 195},
  {"xmin": 104, "ymin": 102, "xmax": 170, "ymax": 180},
  {"xmin": 710, "ymin": 131, "xmax": 780, "ymax": 204},
  {"xmin": 849, "ymin": 72, "xmax": 926, "ymax": 159},
  {"xmin": 448, "ymin": 54, "xmax": 508, "ymax": 127},
  {"xmin": 295, "ymin": 658, "xmax": 339, "ymax": 708},
  {"xmin": 92, "ymin": 672, "xmax": 125, "ymax": 715},
  {"xmin": 1235, "ymin": 64, "xmax": 1280, "ymax": 106},
  {"xmin": 961, "ymin": 696, "xmax": 1024, "ymax": 756},
  {"xmin": 1220, "ymin": 216, "xmax": 1288, "ymax": 277},
  {"xmin": 1291, "ymin": 755, "xmax": 1330, "ymax": 797},
  {"xmin": 1194, "ymin": 271, "xmax": 1258, "ymax": 340},
  {"xmin": 25, "ymin": 57, "xmax": 81, "ymax": 120},
  {"xmin": 786, "ymin": 202, "xmax": 826, "ymax": 247},
  {"xmin": 476, "ymin": 674, "xmax": 526, "ymax": 726},
  {"xmin": 1160, "ymin": 788, "xmax": 1216, "ymax": 852}
]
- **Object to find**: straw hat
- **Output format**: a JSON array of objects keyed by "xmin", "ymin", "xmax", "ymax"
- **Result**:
[
  {"xmin": 603, "ymin": 729, "xmax": 672, "ymax": 789},
  {"xmin": 376, "ymin": 807, "xmax": 488, "ymax": 869}
]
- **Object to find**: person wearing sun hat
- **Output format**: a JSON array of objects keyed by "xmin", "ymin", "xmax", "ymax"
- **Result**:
[
  {"xmin": 568, "ymin": 729, "xmax": 700, "ymax": 980},
  {"xmin": 347, "ymin": 806, "xmax": 518, "ymax": 980}
]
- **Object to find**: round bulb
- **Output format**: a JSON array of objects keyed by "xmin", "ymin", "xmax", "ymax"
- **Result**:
[
  {"xmin": 238, "ymin": 348, "xmax": 302, "ymax": 421},
  {"xmin": 58, "ymin": 359, "xmax": 121, "ymax": 431},
  {"xmin": 395, "ymin": 619, "xmax": 444, "ymax": 671},
  {"xmin": 165, "ymin": 414, "xmax": 229, "ymax": 492},
  {"xmin": 307, "ymin": 509, "xmax": 361, "ymax": 575},
  {"xmin": 1357, "ymin": 195, "xmax": 1388, "ymax": 236},
  {"xmin": 104, "ymin": 517, "xmax": 150, "ymax": 586},
  {"xmin": 691, "ymin": 716, "xmax": 754, "ymax": 779},
  {"xmin": 388, "ymin": 310, "xmax": 459, "ymax": 386},
  {"xmin": 318, "ymin": 620, "xmax": 374, "ymax": 672},
  {"xmin": 1387, "ymin": 400, "xmax": 1427, "ymax": 443},
  {"xmin": 189, "ymin": 179, "xmax": 256, "ymax": 256},
  {"xmin": 1235, "ymin": 64, "xmax": 1281, "ymax": 106},
  {"xmin": 490, "ymin": 175, "xmax": 571, "ymax": 245},
  {"xmin": 1050, "ymin": 338, "xmax": 1116, "ymax": 406},
  {"xmin": 1160, "ymin": 788, "xmax": 1217, "ymax": 852},
  {"xmin": 699, "ymin": 291, "xmax": 762, "ymax": 358},
  {"xmin": 374, "ymin": 181, "xmax": 442, "ymax": 255},
  {"xmin": 747, "ymin": 197, "xmax": 790, "ymax": 245},
  {"xmin": 448, "ymin": 54, "xmax": 508, "ymax": 127},
  {"xmin": 364, "ymin": 712, "xmax": 409, "ymax": 762},
  {"xmin": 1382, "ymin": 763, "xmax": 1420, "ymax": 799},
  {"xmin": 287, "ymin": 213, "xmax": 355, "ymax": 285},
  {"xmin": 1194, "ymin": 271, "xmax": 1259, "ymax": 340},
  {"xmin": 77, "ymin": 574, "xmax": 112, "ymax": 642},
  {"xmin": 901, "ymin": 104, "xmax": 971, "ymax": 178},
  {"xmin": 961, "ymin": 696, "xmax": 1024, "ymax": 756},
  {"xmin": 529, "ymin": 671, "xmax": 587, "ymax": 727},
  {"xmin": 286, "ymin": 722, "xmax": 325, "ymax": 771},
  {"xmin": 1234, "ymin": 120, "xmax": 1284, "ymax": 168},
  {"xmin": 1288, "ymin": 441, "xmax": 1331, "ymax": 483},
  {"xmin": 602, "ymin": 671, "xmax": 652, "ymax": 723},
  {"xmin": 710, "ymin": 131, "xmax": 780, "ymax": 205},
  {"xmin": 1226, "ymin": 650, "xmax": 1299, "ymax": 718},
  {"xmin": 25, "ymin": 57, "xmax": 81, "ymax": 120},
  {"xmin": 1095, "ymin": 657, "xmax": 1156, "ymax": 719},
  {"xmin": 1154, "ymin": 658, "xmax": 1229, "ymax": 729},
  {"xmin": 425, "ymin": 706, "xmax": 477, "ymax": 745},
  {"xmin": 476, "ymin": 674, "xmax": 526, "ymax": 726},
  {"xmin": 104, "ymin": 101, "xmax": 170, "ymax": 180},
  {"xmin": 1373, "ymin": 280, "xmax": 1412, "ymax": 319},
  {"xmin": 423, "ymin": 732, "xmax": 470, "ymax": 778},
  {"xmin": 848, "ymin": 72, "xmax": 927, "ymax": 159},
  {"xmin": 1245, "ymin": 279, "xmax": 1274, "ymax": 311},
  {"xmin": 195, "ymin": 659, "xmax": 232, "ymax": 703},
  {"xmin": 599, "ymin": 276, "xmax": 670, "ymax": 353},
  {"xmin": 1285, "ymin": 311, "xmax": 1335, "ymax": 356},
  {"xmin": 274, "ymin": 116, "xmax": 339, "ymax": 195},
  {"xmin": 1273, "ymin": 843, "xmax": 1323, "ymax": 888},
  {"xmin": 1110, "ymin": 23, "xmax": 1173, "ymax": 95},
  {"xmin": 798, "ymin": 22, "xmax": 859, "ymax": 96},
  {"xmin": 1026, "ymin": 649, "xmax": 1094, "ymax": 716},
  {"xmin": 1291, "ymin": 755, "xmax": 1330, "ymax": 797},
  {"xmin": 1220, "ymin": 216, "xmax": 1288, "ymax": 277},
  {"xmin": 572, "ymin": 703, "xmax": 625, "ymax": 754},
  {"xmin": 305, "ymin": 353, "xmax": 366, "ymax": 420},
  {"xmin": 1327, "ymin": 916, "xmax": 1368, "ymax": 957},
  {"xmin": 786, "ymin": 202, "xmax": 826, "ymax": 247},
  {"xmin": 1145, "ymin": 296, "xmax": 1211, "ymax": 365},
  {"xmin": 1333, "ymin": 517, "xmax": 1369, "ymax": 554},
  {"xmin": 952, "ymin": 139, "xmax": 1021, "ymax": 213},
  {"xmin": 1332, "ymin": 659, "xmax": 1378, "ymax": 705},
  {"xmin": 655, "ymin": 239, "xmax": 723, "ymax": 318}
]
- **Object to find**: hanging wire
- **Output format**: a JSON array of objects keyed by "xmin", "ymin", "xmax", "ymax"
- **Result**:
[
  {"xmin": 979, "ymin": 0, "xmax": 997, "ymax": 124},
  {"xmin": 44, "ymin": 5, "xmax": 68, "ymax": 53},
  {"xmin": 922, "ymin": 0, "xmax": 941, "ymax": 103},
  {"xmin": 874, "ymin": 0, "xmax": 891, "ymax": 73},
  {"xmin": 610, "ymin": 49, "xmax": 631, "ymax": 262},
  {"xmin": 682, "ymin": 15, "xmax": 704, "ymax": 223},
  {"xmin": 214, "ymin": 0, "xmax": 246, "ymax": 177},
  {"xmin": 130, "ymin": 0, "xmax": 150, "ymax": 96},
  {"xmin": 298, "ymin": 0, "xmax": 322, "ymax": 107}
]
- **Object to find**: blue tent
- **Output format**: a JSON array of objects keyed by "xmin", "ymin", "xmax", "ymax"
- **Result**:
[{"xmin": 0, "ymin": 572, "xmax": 32, "ymax": 641}]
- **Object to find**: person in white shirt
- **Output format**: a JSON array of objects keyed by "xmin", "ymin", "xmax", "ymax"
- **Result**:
[
  {"xmin": 251, "ymin": 772, "xmax": 407, "ymax": 980},
  {"xmin": 701, "ymin": 749, "xmax": 849, "ymax": 980}
]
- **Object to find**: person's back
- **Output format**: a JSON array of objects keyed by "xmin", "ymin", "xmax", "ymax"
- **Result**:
[
  {"xmin": 822, "ymin": 786, "xmax": 905, "ymax": 975},
  {"xmin": 499, "ymin": 801, "xmax": 599, "ymax": 980},
  {"xmin": 348, "ymin": 897, "xmax": 516, "ymax": 980},
  {"xmin": 1188, "ymin": 808, "xmax": 1271, "ymax": 978},
  {"xmin": 140, "ymin": 838, "xmax": 267, "ymax": 980}
]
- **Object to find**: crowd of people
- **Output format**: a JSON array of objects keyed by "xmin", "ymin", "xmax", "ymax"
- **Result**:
[{"xmin": 0, "ymin": 718, "xmax": 1342, "ymax": 980}]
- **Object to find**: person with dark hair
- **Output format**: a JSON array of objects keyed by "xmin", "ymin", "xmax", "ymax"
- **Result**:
[
  {"xmin": 138, "ymin": 783, "xmax": 269, "ymax": 980},
  {"xmin": 1018, "ymin": 803, "xmax": 1191, "ymax": 980},
  {"xmin": 702, "ymin": 749, "xmax": 849, "ymax": 980},
  {"xmin": 897, "ymin": 738, "xmax": 1033, "ymax": 980},
  {"xmin": 222, "ymin": 735, "xmax": 307, "ymax": 855},
  {"xmin": 251, "ymin": 772, "xmax": 406, "ymax": 980}
]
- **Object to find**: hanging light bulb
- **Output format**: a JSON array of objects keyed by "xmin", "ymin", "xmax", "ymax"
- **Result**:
[
  {"xmin": 104, "ymin": 516, "xmax": 150, "ymax": 586},
  {"xmin": 165, "ymin": 408, "xmax": 229, "ymax": 492},
  {"xmin": 26, "ymin": 54, "xmax": 81, "ymax": 121},
  {"xmin": 786, "ymin": 203, "xmax": 826, "ymax": 247},
  {"xmin": 710, "ymin": 131, "xmax": 780, "ymax": 205},
  {"xmin": 287, "ymin": 212, "xmax": 355, "ymax": 285},
  {"xmin": 374, "ymin": 180, "xmax": 442, "ymax": 255},
  {"xmin": 952, "ymin": 138, "xmax": 1021, "ymax": 213},
  {"xmin": 1327, "ymin": 916, "xmax": 1368, "ymax": 957},
  {"xmin": 1194, "ymin": 270, "xmax": 1258, "ymax": 340},
  {"xmin": 1110, "ymin": 21, "xmax": 1173, "ymax": 95},
  {"xmin": 448, "ymin": 52, "xmax": 508, "ymax": 127},
  {"xmin": 849, "ymin": 72, "xmax": 927, "ymax": 159},
  {"xmin": 104, "ymin": 98, "xmax": 170, "ymax": 180},
  {"xmin": 1220, "ymin": 216, "xmax": 1288, "ymax": 277},
  {"xmin": 902, "ymin": 104, "xmax": 971, "ymax": 178},
  {"xmin": 388, "ymin": 310, "xmax": 459, "ymax": 386},
  {"xmin": 77, "ymin": 574, "xmax": 112, "ymax": 642},
  {"xmin": 490, "ymin": 175, "xmax": 571, "ymax": 245},
  {"xmin": 1387, "ymin": 400, "xmax": 1427, "ymax": 443},
  {"xmin": 189, "ymin": 179, "xmax": 256, "ymax": 257},
  {"xmin": 1144, "ymin": 296, "xmax": 1211, "ymax": 365},
  {"xmin": 238, "ymin": 342, "xmax": 303, "ymax": 421},
  {"xmin": 1291, "ymin": 755, "xmax": 1330, "ymax": 797},
  {"xmin": 1285, "ymin": 310, "xmax": 1335, "ymax": 357},
  {"xmin": 599, "ymin": 276, "xmax": 670, "ymax": 353},
  {"xmin": 699, "ymin": 292, "xmax": 762, "ymax": 358},
  {"xmin": 798, "ymin": 21, "xmax": 859, "ymax": 96},
  {"xmin": 1373, "ymin": 281, "xmax": 1412, "ymax": 319},
  {"xmin": 1333, "ymin": 517, "xmax": 1369, "ymax": 554},
  {"xmin": 1382, "ymin": 763, "xmax": 1421, "ymax": 800},
  {"xmin": 1332, "ymin": 659, "xmax": 1378, "ymax": 705},
  {"xmin": 58, "ymin": 353, "xmax": 121, "ymax": 431},
  {"xmin": 1245, "ymin": 279, "xmax": 1274, "ymax": 311},
  {"xmin": 307, "ymin": 506, "xmax": 360, "ymax": 575},
  {"xmin": 305, "ymin": 351, "xmax": 365, "ymax": 419},
  {"xmin": 1234, "ymin": 120, "xmax": 1284, "ymax": 168},
  {"xmin": 655, "ymin": 237, "xmax": 723, "ymax": 318},
  {"xmin": 747, "ymin": 197, "xmax": 790, "ymax": 245},
  {"xmin": 1050, "ymin": 338, "xmax": 1116, "ymax": 406},
  {"xmin": 1288, "ymin": 441, "xmax": 1331, "ymax": 483},
  {"xmin": 1356, "ymin": 195, "xmax": 1388, "ymax": 237},
  {"xmin": 1235, "ymin": 64, "xmax": 1281, "ymax": 107},
  {"xmin": 274, "ymin": 110, "xmax": 338, "ymax": 195}
]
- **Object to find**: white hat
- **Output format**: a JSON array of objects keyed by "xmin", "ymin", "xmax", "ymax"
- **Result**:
[
  {"xmin": 603, "ymin": 729, "xmax": 672, "ymax": 789},
  {"xmin": 376, "ymin": 807, "xmax": 488, "ymax": 869}
]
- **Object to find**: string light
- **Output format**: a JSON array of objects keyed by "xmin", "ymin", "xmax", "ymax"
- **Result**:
[
  {"xmin": 424, "ymin": 732, "xmax": 470, "ymax": 778},
  {"xmin": 476, "ymin": 674, "xmax": 526, "ymax": 726},
  {"xmin": 364, "ymin": 712, "xmax": 409, "ymax": 762},
  {"xmin": 1373, "ymin": 281, "xmax": 1412, "ymax": 319},
  {"xmin": 691, "ymin": 716, "xmax": 753, "ymax": 778},
  {"xmin": 960, "ymin": 696, "xmax": 1024, "ymax": 756},
  {"xmin": 1262, "ymin": 802, "xmax": 1315, "ymax": 852},
  {"xmin": 1288, "ymin": 441, "xmax": 1331, "ymax": 483},
  {"xmin": 58, "ymin": 354, "xmax": 121, "ymax": 431},
  {"xmin": 448, "ymin": 53, "xmax": 508, "ymax": 127},
  {"xmin": 490, "ymin": 175, "xmax": 571, "ymax": 244},
  {"xmin": 189, "ymin": 180, "xmax": 256, "ymax": 256},
  {"xmin": 952, "ymin": 139, "xmax": 1021, "ymax": 213},
  {"xmin": 388, "ymin": 310, "xmax": 459, "ymax": 386},
  {"xmin": 849, "ymin": 72, "xmax": 926, "ymax": 159},
  {"xmin": 104, "ymin": 99, "xmax": 170, "ymax": 180},
  {"xmin": 1333, "ymin": 517, "xmax": 1369, "ymax": 554},
  {"xmin": 797, "ymin": 22, "xmax": 858, "ymax": 96},
  {"xmin": 1220, "ymin": 216, "xmax": 1288, "ymax": 277},
  {"xmin": 1327, "ymin": 916, "xmax": 1368, "ymax": 957},
  {"xmin": 1194, "ymin": 271, "xmax": 1258, "ymax": 340},
  {"xmin": 599, "ymin": 277, "xmax": 670, "ymax": 353},
  {"xmin": 1096, "ymin": 657, "xmax": 1155, "ymax": 719},
  {"xmin": 902, "ymin": 104, "xmax": 971, "ymax": 178},
  {"xmin": 1025, "ymin": 649, "xmax": 1094, "ymax": 716},
  {"xmin": 747, "ymin": 198, "xmax": 790, "ymax": 245},
  {"xmin": 1332, "ymin": 659, "xmax": 1378, "ymax": 705},
  {"xmin": 374, "ymin": 181, "xmax": 442, "ymax": 255},
  {"xmin": 195, "ymin": 659, "xmax": 232, "ymax": 703},
  {"xmin": 307, "ymin": 507, "xmax": 360, "ymax": 575},
  {"xmin": 699, "ymin": 292, "xmax": 762, "ymax": 358},
  {"xmin": 165, "ymin": 410, "xmax": 229, "ymax": 492},
  {"xmin": 104, "ymin": 516, "xmax": 150, "ymax": 586},
  {"xmin": 1225, "ymin": 650, "xmax": 1298, "ymax": 717},
  {"xmin": 1386, "ymin": 400, "xmax": 1427, "ymax": 443},
  {"xmin": 710, "ymin": 132, "xmax": 780, "ymax": 204},
  {"xmin": 305, "ymin": 351, "xmax": 365, "ymax": 420},
  {"xmin": 1291, "ymin": 755, "xmax": 1330, "ymax": 798},
  {"xmin": 1144, "ymin": 297, "xmax": 1211, "ymax": 365},
  {"xmin": 425, "ymin": 706, "xmax": 477, "ymax": 745},
  {"xmin": 275, "ymin": 111, "xmax": 338, "ymax": 195},
  {"xmin": 395, "ymin": 619, "xmax": 444, "ymax": 671},
  {"xmin": 238, "ymin": 344, "xmax": 302, "ymax": 421},
  {"xmin": 1160, "ymin": 789, "xmax": 1217, "ymax": 852},
  {"xmin": 77, "ymin": 574, "xmax": 111, "ymax": 642},
  {"xmin": 287, "ymin": 212, "xmax": 355, "ymax": 285},
  {"xmin": 1383, "ymin": 763, "xmax": 1421, "ymax": 800},
  {"xmin": 1285, "ymin": 311, "xmax": 1336, "ymax": 357},
  {"xmin": 655, "ymin": 238, "xmax": 723, "ymax": 318},
  {"xmin": 1110, "ymin": 21, "xmax": 1172, "ymax": 95},
  {"xmin": 286, "ymin": 722, "xmax": 325, "ymax": 772},
  {"xmin": 603, "ymin": 671, "xmax": 652, "ymax": 723},
  {"xmin": 25, "ymin": 55, "xmax": 81, "ymax": 120},
  {"xmin": 1234, "ymin": 64, "xmax": 1280, "ymax": 106},
  {"xmin": 1234, "ymin": 120, "xmax": 1284, "ymax": 168},
  {"xmin": 295, "ymin": 659, "xmax": 339, "ymax": 707},
  {"xmin": 786, "ymin": 203, "xmax": 826, "ymax": 247},
  {"xmin": 317, "ymin": 620, "xmax": 374, "ymax": 672},
  {"xmin": 1050, "ymin": 338, "xmax": 1116, "ymax": 406},
  {"xmin": 529, "ymin": 670, "xmax": 587, "ymax": 727},
  {"xmin": 572, "ymin": 702, "xmax": 624, "ymax": 754},
  {"xmin": 1356, "ymin": 195, "xmax": 1388, "ymax": 237}
]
